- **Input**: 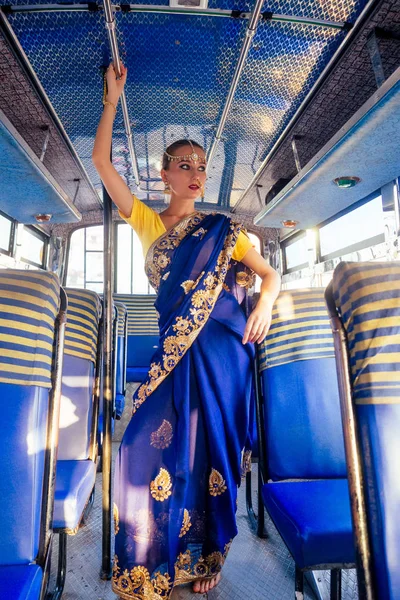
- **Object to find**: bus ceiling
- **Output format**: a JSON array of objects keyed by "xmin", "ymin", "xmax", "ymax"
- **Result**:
[{"xmin": 0, "ymin": 0, "xmax": 399, "ymax": 218}]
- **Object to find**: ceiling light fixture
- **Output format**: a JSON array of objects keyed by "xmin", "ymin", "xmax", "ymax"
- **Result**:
[
  {"xmin": 35, "ymin": 214, "xmax": 52, "ymax": 222},
  {"xmin": 333, "ymin": 176, "xmax": 361, "ymax": 188}
]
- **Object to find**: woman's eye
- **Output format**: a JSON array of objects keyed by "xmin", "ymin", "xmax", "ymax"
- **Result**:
[
  {"xmin": 198, "ymin": 166, "xmax": 206, "ymax": 172},
  {"xmin": 179, "ymin": 164, "xmax": 190, "ymax": 170}
]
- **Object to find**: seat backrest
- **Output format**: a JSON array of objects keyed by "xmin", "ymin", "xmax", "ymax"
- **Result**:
[
  {"xmin": 259, "ymin": 288, "xmax": 346, "ymax": 480},
  {"xmin": 114, "ymin": 301, "xmax": 127, "ymax": 418},
  {"xmin": 114, "ymin": 302, "xmax": 127, "ymax": 395},
  {"xmin": 0, "ymin": 269, "xmax": 60, "ymax": 565},
  {"xmin": 113, "ymin": 294, "xmax": 159, "ymax": 370},
  {"xmin": 58, "ymin": 288, "xmax": 101, "ymax": 461},
  {"xmin": 332, "ymin": 261, "xmax": 400, "ymax": 600}
]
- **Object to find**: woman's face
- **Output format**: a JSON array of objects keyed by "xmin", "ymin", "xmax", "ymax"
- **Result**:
[{"xmin": 161, "ymin": 145, "xmax": 207, "ymax": 200}]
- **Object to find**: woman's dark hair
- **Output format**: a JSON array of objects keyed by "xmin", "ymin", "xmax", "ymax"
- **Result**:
[{"xmin": 162, "ymin": 139, "xmax": 205, "ymax": 170}]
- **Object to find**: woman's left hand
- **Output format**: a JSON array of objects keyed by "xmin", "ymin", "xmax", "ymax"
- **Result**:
[{"xmin": 242, "ymin": 300, "xmax": 273, "ymax": 345}]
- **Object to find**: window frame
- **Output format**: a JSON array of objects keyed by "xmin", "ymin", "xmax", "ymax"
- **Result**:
[
  {"xmin": 316, "ymin": 192, "xmax": 385, "ymax": 262},
  {"xmin": 281, "ymin": 230, "xmax": 308, "ymax": 275},
  {"xmin": 20, "ymin": 225, "xmax": 49, "ymax": 269},
  {"xmin": 65, "ymin": 223, "xmax": 105, "ymax": 289},
  {"xmin": 0, "ymin": 210, "xmax": 17, "ymax": 257},
  {"xmin": 246, "ymin": 229, "xmax": 264, "ymax": 258}
]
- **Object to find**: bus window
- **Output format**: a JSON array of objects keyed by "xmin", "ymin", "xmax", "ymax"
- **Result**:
[
  {"xmin": 20, "ymin": 226, "xmax": 47, "ymax": 269},
  {"xmin": 116, "ymin": 223, "xmax": 152, "ymax": 294},
  {"xmin": 67, "ymin": 224, "xmax": 153, "ymax": 294},
  {"xmin": 319, "ymin": 195, "xmax": 385, "ymax": 261},
  {"xmin": 282, "ymin": 233, "xmax": 308, "ymax": 273},
  {"xmin": 247, "ymin": 232, "xmax": 262, "ymax": 292},
  {"xmin": 66, "ymin": 226, "xmax": 104, "ymax": 292},
  {"xmin": 0, "ymin": 212, "xmax": 13, "ymax": 255}
]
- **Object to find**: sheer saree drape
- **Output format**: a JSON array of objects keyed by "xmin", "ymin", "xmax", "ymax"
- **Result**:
[{"xmin": 112, "ymin": 213, "xmax": 255, "ymax": 600}]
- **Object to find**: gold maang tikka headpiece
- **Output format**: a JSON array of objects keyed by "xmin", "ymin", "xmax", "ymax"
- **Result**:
[{"xmin": 164, "ymin": 140, "xmax": 206, "ymax": 165}]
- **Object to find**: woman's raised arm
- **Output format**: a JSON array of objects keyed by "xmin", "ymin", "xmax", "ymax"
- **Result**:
[{"xmin": 92, "ymin": 63, "xmax": 133, "ymax": 218}]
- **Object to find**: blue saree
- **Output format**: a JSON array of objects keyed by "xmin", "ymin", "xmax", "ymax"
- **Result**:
[{"xmin": 112, "ymin": 212, "xmax": 255, "ymax": 599}]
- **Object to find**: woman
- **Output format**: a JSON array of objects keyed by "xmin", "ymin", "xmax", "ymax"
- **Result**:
[{"xmin": 93, "ymin": 64, "xmax": 280, "ymax": 599}]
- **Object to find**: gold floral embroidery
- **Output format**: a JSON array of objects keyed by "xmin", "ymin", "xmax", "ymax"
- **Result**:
[
  {"xmin": 112, "ymin": 542, "xmax": 232, "ymax": 596},
  {"xmin": 179, "ymin": 509, "xmax": 192, "ymax": 538},
  {"xmin": 129, "ymin": 509, "xmax": 169, "ymax": 544},
  {"xmin": 113, "ymin": 502, "xmax": 120, "ymax": 535},
  {"xmin": 150, "ymin": 420, "xmax": 173, "ymax": 450},
  {"xmin": 236, "ymin": 270, "xmax": 256, "ymax": 290},
  {"xmin": 209, "ymin": 468, "xmax": 227, "ymax": 496},
  {"xmin": 192, "ymin": 227, "xmax": 207, "ymax": 239},
  {"xmin": 133, "ymin": 218, "xmax": 243, "ymax": 415},
  {"xmin": 145, "ymin": 213, "xmax": 205, "ymax": 292},
  {"xmin": 174, "ymin": 540, "xmax": 232, "ymax": 585},
  {"xmin": 152, "ymin": 572, "xmax": 172, "ymax": 597},
  {"xmin": 112, "ymin": 555, "xmax": 171, "ymax": 599},
  {"xmin": 150, "ymin": 468, "xmax": 172, "ymax": 501},
  {"xmin": 181, "ymin": 280, "xmax": 195, "ymax": 294},
  {"xmin": 181, "ymin": 270, "xmax": 205, "ymax": 295}
]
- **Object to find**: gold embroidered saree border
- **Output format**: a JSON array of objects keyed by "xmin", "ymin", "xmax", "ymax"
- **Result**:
[
  {"xmin": 145, "ymin": 212, "xmax": 206, "ymax": 292},
  {"xmin": 133, "ymin": 218, "xmax": 243, "ymax": 415},
  {"xmin": 112, "ymin": 540, "xmax": 232, "ymax": 599}
]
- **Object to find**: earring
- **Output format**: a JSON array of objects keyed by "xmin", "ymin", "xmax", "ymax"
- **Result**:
[{"xmin": 164, "ymin": 181, "xmax": 171, "ymax": 204}]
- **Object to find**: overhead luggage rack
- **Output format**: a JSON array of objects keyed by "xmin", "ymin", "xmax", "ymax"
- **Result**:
[
  {"xmin": 0, "ymin": 109, "xmax": 82, "ymax": 224},
  {"xmin": 254, "ymin": 66, "xmax": 400, "ymax": 229}
]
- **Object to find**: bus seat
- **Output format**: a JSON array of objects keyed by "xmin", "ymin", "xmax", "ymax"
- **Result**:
[
  {"xmin": 97, "ymin": 303, "xmax": 116, "ymax": 457},
  {"xmin": 53, "ymin": 288, "xmax": 102, "ymax": 533},
  {"xmin": 0, "ymin": 565, "xmax": 43, "ymax": 599},
  {"xmin": 0, "ymin": 270, "xmax": 64, "ymax": 600},
  {"xmin": 114, "ymin": 301, "xmax": 127, "ymax": 418},
  {"xmin": 257, "ymin": 288, "xmax": 355, "ymax": 595},
  {"xmin": 113, "ymin": 294, "xmax": 159, "ymax": 383},
  {"xmin": 327, "ymin": 261, "xmax": 400, "ymax": 600}
]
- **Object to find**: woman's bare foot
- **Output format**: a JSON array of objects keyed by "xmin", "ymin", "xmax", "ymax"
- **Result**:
[{"xmin": 193, "ymin": 572, "xmax": 221, "ymax": 594}]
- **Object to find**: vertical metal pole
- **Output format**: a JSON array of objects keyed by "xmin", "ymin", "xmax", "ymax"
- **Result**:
[
  {"xmin": 101, "ymin": 184, "xmax": 114, "ymax": 579},
  {"xmin": 39, "ymin": 289, "xmax": 67, "ymax": 567},
  {"xmin": 325, "ymin": 283, "xmax": 375, "ymax": 600},
  {"xmin": 206, "ymin": 0, "xmax": 265, "ymax": 169},
  {"xmin": 103, "ymin": 0, "xmax": 140, "ymax": 186}
]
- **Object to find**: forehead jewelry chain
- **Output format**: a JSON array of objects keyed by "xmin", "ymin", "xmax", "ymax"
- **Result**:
[{"xmin": 164, "ymin": 140, "xmax": 206, "ymax": 165}]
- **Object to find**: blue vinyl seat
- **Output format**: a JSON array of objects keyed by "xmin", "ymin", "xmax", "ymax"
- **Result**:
[
  {"xmin": 257, "ymin": 288, "xmax": 355, "ymax": 597},
  {"xmin": 0, "ymin": 270, "xmax": 65, "ymax": 600},
  {"xmin": 327, "ymin": 261, "xmax": 400, "ymax": 600},
  {"xmin": 51, "ymin": 288, "xmax": 102, "ymax": 597},
  {"xmin": 114, "ymin": 301, "xmax": 127, "ymax": 418},
  {"xmin": 97, "ymin": 303, "xmax": 116, "ymax": 456},
  {"xmin": 55, "ymin": 288, "xmax": 101, "ymax": 531},
  {"xmin": 0, "ymin": 566, "xmax": 43, "ymax": 600},
  {"xmin": 113, "ymin": 294, "xmax": 159, "ymax": 383}
]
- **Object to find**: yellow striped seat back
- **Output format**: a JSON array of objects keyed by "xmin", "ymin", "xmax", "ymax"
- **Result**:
[
  {"xmin": 332, "ymin": 261, "xmax": 400, "ymax": 405},
  {"xmin": 64, "ymin": 288, "xmax": 102, "ymax": 364},
  {"xmin": 0, "ymin": 269, "xmax": 60, "ymax": 388},
  {"xmin": 113, "ymin": 294, "xmax": 159, "ymax": 336},
  {"xmin": 114, "ymin": 301, "xmax": 127, "ymax": 336},
  {"xmin": 259, "ymin": 288, "xmax": 334, "ymax": 371}
]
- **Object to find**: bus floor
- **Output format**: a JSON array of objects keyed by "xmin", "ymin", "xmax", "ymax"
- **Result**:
[{"xmin": 48, "ymin": 384, "xmax": 359, "ymax": 600}]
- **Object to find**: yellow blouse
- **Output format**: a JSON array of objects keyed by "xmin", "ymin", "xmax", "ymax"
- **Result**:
[{"xmin": 119, "ymin": 195, "xmax": 254, "ymax": 262}]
